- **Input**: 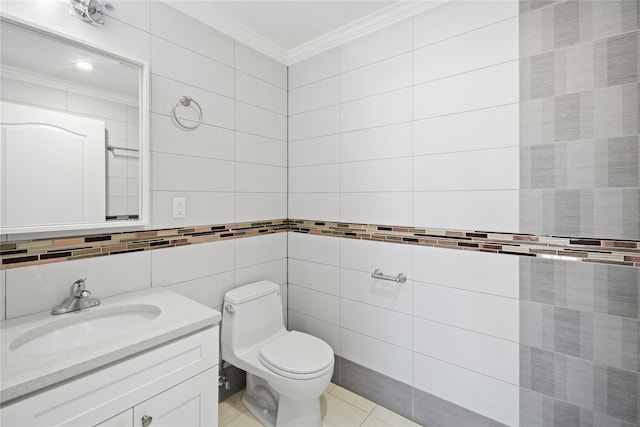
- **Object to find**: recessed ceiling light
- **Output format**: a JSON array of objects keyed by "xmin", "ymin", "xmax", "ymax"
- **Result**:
[{"xmin": 76, "ymin": 61, "xmax": 93, "ymax": 70}]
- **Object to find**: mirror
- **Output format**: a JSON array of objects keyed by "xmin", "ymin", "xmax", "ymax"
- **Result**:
[{"xmin": 0, "ymin": 16, "xmax": 148, "ymax": 234}]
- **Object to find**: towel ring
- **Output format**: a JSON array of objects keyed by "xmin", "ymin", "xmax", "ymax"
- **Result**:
[{"xmin": 172, "ymin": 96, "xmax": 202, "ymax": 130}]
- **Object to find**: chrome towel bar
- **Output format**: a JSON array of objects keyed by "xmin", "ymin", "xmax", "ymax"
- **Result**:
[
  {"xmin": 107, "ymin": 144, "xmax": 138, "ymax": 153},
  {"xmin": 371, "ymin": 269, "xmax": 407, "ymax": 283},
  {"xmin": 172, "ymin": 96, "xmax": 203, "ymax": 130}
]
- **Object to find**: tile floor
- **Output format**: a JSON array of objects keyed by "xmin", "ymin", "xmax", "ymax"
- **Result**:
[{"xmin": 219, "ymin": 382, "xmax": 422, "ymax": 427}]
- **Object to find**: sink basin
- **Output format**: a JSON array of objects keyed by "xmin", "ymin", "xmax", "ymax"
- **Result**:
[{"xmin": 9, "ymin": 304, "xmax": 161, "ymax": 355}]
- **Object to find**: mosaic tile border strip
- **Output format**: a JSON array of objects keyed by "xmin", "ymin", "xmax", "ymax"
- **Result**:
[
  {"xmin": 2, "ymin": 218, "xmax": 640, "ymax": 270},
  {"xmin": 0, "ymin": 220, "xmax": 288, "ymax": 270},
  {"xmin": 288, "ymin": 219, "xmax": 640, "ymax": 268}
]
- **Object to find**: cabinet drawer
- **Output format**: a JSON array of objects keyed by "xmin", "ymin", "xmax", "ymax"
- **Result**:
[{"xmin": 2, "ymin": 327, "xmax": 218, "ymax": 427}]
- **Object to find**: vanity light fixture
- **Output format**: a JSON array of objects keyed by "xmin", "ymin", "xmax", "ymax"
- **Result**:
[{"xmin": 69, "ymin": 0, "xmax": 109, "ymax": 26}]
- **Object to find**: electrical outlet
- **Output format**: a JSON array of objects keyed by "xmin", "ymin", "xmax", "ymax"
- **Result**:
[{"xmin": 172, "ymin": 197, "xmax": 186, "ymax": 219}]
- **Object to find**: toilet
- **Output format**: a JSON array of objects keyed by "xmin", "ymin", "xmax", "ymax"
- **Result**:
[{"xmin": 221, "ymin": 280, "xmax": 334, "ymax": 427}]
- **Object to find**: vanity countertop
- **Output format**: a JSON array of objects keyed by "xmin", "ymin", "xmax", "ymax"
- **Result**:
[{"xmin": 0, "ymin": 288, "xmax": 221, "ymax": 404}]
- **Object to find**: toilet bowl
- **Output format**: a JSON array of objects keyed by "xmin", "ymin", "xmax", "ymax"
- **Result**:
[{"xmin": 221, "ymin": 281, "xmax": 334, "ymax": 427}]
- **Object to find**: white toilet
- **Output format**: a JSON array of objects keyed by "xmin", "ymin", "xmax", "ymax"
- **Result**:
[{"xmin": 221, "ymin": 280, "xmax": 334, "ymax": 427}]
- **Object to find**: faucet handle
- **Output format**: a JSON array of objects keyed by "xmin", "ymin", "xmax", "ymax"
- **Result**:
[{"xmin": 70, "ymin": 278, "xmax": 87, "ymax": 296}]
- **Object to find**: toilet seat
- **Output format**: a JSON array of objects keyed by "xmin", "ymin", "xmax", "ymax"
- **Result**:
[{"xmin": 258, "ymin": 331, "xmax": 334, "ymax": 380}]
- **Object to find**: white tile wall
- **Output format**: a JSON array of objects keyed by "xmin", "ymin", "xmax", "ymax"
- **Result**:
[
  {"xmin": 341, "ymin": 53, "xmax": 412, "ymax": 102},
  {"xmin": 413, "ymin": 317, "xmax": 519, "ymax": 384},
  {"xmin": 413, "ymin": 18, "xmax": 519, "ymax": 85},
  {"xmin": 288, "ymin": 259, "xmax": 340, "ymax": 296},
  {"xmin": 288, "ymin": 193, "xmax": 340, "ymax": 222},
  {"xmin": 151, "ymin": 36, "xmax": 234, "ymax": 98},
  {"xmin": 289, "ymin": 135, "xmax": 341, "ymax": 167},
  {"xmin": 341, "ymin": 328, "xmax": 413, "ymax": 384},
  {"xmin": 288, "ymin": 76, "xmax": 340, "ymax": 116},
  {"xmin": 412, "ymin": 0, "xmax": 518, "ymax": 49},
  {"xmin": 341, "ymin": 123, "xmax": 412, "ymax": 162},
  {"xmin": 413, "ymin": 60, "xmax": 519, "ymax": 120},
  {"xmin": 340, "ymin": 192, "xmax": 413, "ymax": 226},
  {"xmin": 288, "ymin": 47, "xmax": 341, "ymax": 90},
  {"xmin": 341, "ymin": 88, "xmax": 412, "ymax": 132},
  {"xmin": 413, "ymin": 281, "xmax": 518, "ymax": 342},
  {"xmin": 288, "ymin": 105, "xmax": 341, "ymax": 141},
  {"xmin": 413, "ymin": 190, "xmax": 519, "ymax": 232},
  {"xmin": 412, "ymin": 246, "xmax": 519, "ymax": 298},
  {"xmin": 413, "ymin": 353, "xmax": 519, "ymax": 426},
  {"xmin": 413, "ymin": 147, "xmax": 519, "ymax": 191},
  {"xmin": 1, "ymin": 0, "xmax": 289, "ymax": 324},
  {"xmin": 235, "ymin": 70, "xmax": 287, "ymax": 115},
  {"xmin": 413, "ymin": 104, "xmax": 519, "ymax": 156},
  {"xmin": 150, "ymin": 1, "xmax": 234, "ymax": 66},
  {"xmin": 235, "ymin": 42, "xmax": 287, "ymax": 90},
  {"xmin": 341, "ymin": 20, "xmax": 412, "ymax": 72},
  {"xmin": 6, "ymin": 252, "xmax": 151, "ymax": 318},
  {"xmin": 288, "ymin": 284, "xmax": 340, "ymax": 325}
]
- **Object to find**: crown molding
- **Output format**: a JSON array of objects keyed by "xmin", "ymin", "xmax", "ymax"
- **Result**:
[
  {"xmin": 163, "ymin": 1, "xmax": 441, "ymax": 66},
  {"xmin": 287, "ymin": 1, "xmax": 439, "ymax": 65}
]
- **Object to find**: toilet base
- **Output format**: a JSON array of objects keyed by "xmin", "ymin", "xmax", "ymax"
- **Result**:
[
  {"xmin": 276, "ymin": 395, "xmax": 322, "ymax": 427},
  {"xmin": 242, "ymin": 373, "xmax": 323, "ymax": 427}
]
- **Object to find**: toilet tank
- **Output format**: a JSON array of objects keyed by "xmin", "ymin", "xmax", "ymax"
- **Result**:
[{"xmin": 221, "ymin": 281, "xmax": 286, "ymax": 354}]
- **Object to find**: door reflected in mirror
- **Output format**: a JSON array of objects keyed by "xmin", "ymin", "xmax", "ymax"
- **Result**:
[{"xmin": 0, "ymin": 16, "xmax": 148, "ymax": 234}]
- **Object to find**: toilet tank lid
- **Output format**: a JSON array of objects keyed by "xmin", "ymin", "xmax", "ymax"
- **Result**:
[{"xmin": 224, "ymin": 280, "xmax": 280, "ymax": 304}]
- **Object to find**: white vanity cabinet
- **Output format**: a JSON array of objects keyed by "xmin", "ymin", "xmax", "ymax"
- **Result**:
[{"xmin": 1, "ymin": 327, "xmax": 219, "ymax": 427}]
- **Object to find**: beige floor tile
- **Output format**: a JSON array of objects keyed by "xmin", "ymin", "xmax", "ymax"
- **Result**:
[
  {"xmin": 329, "ymin": 385, "xmax": 376, "ymax": 414},
  {"xmin": 321, "ymin": 393, "xmax": 370, "ymax": 427},
  {"xmin": 218, "ymin": 400, "xmax": 244, "ymax": 427},
  {"xmin": 226, "ymin": 390, "xmax": 248, "ymax": 413},
  {"xmin": 370, "ymin": 405, "xmax": 421, "ymax": 427},
  {"xmin": 361, "ymin": 415, "xmax": 394, "ymax": 427},
  {"xmin": 324, "ymin": 382, "xmax": 337, "ymax": 395},
  {"xmin": 225, "ymin": 411, "xmax": 263, "ymax": 427}
]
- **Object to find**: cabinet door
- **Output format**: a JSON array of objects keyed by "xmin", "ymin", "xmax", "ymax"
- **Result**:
[
  {"xmin": 133, "ymin": 368, "xmax": 217, "ymax": 427},
  {"xmin": 95, "ymin": 410, "xmax": 133, "ymax": 427}
]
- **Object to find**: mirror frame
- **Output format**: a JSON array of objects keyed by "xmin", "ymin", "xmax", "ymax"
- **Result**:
[{"xmin": 0, "ymin": 14, "xmax": 150, "ymax": 235}]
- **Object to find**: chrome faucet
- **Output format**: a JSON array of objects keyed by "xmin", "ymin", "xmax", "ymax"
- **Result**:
[{"xmin": 51, "ymin": 278, "xmax": 100, "ymax": 315}]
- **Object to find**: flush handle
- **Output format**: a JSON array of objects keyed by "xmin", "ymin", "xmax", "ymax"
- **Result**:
[
  {"xmin": 225, "ymin": 304, "xmax": 235, "ymax": 314},
  {"xmin": 141, "ymin": 415, "xmax": 153, "ymax": 427}
]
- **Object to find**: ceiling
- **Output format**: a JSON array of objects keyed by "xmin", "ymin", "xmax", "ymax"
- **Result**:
[{"xmin": 164, "ymin": 1, "xmax": 434, "ymax": 65}]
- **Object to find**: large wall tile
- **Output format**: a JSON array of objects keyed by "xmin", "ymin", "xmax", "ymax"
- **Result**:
[
  {"xmin": 413, "ymin": 353, "xmax": 519, "ymax": 426},
  {"xmin": 413, "ymin": 17, "xmax": 518, "ymax": 85},
  {"xmin": 150, "ymin": 1, "xmax": 233, "ymax": 66},
  {"xmin": 151, "ymin": 240, "xmax": 234, "ymax": 287},
  {"xmin": 341, "ymin": 158, "xmax": 412, "ymax": 192},
  {"xmin": 288, "ymin": 233, "xmax": 340, "ymax": 266},
  {"xmin": 288, "ymin": 47, "xmax": 341, "ymax": 90},
  {"xmin": 341, "ymin": 298, "xmax": 412, "ymax": 349},
  {"xmin": 413, "ymin": 0, "xmax": 518, "ymax": 49},
  {"xmin": 414, "ymin": 317, "xmax": 519, "ymax": 384},
  {"xmin": 341, "ymin": 328, "xmax": 412, "ymax": 384},
  {"xmin": 341, "ymin": 88, "xmax": 412, "ymax": 132},
  {"xmin": 288, "ymin": 284, "xmax": 340, "ymax": 325},
  {"xmin": 413, "ymin": 104, "xmax": 519, "ymax": 156},
  {"xmin": 414, "ymin": 147, "xmax": 519, "ymax": 191},
  {"xmin": 413, "ymin": 246, "xmax": 520, "ymax": 298},
  {"xmin": 341, "ymin": 123, "xmax": 412, "ymax": 162},
  {"xmin": 413, "ymin": 190, "xmax": 519, "ymax": 232},
  {"xmin": 288, "ymin": 76, "xmax": 340, "ymax": 116},
  {"xmin": 235, "ymin": 71, "xmax": 287, "ymax": 115},
  {"xmin": 6, "ymin": 252, "xmax": 151, "ymax": 318},
  {"xmin": 414, "ymin": 281, "xmax": 519, "ymax": 341},
  {"xmin": 413, "ymin": 61, "xmax": 519, "ymax": 120},
  {"xmin": 341, "ymin": 53, "xmax": 412, "ymax": 102},
  {"xmin": 341, "ymin": 20, "xmax": 412, "ymax": 72},
  {"xmin": 151, "ymin": 36, "xmax": 234, "ymax": 98},
  {"xmin": 288, "ymin": 105, "xmax": 341, "ymax": 141},
  {"xmin": 235, "ymin": 42, "xmax": 287, "ymax": 89}
]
